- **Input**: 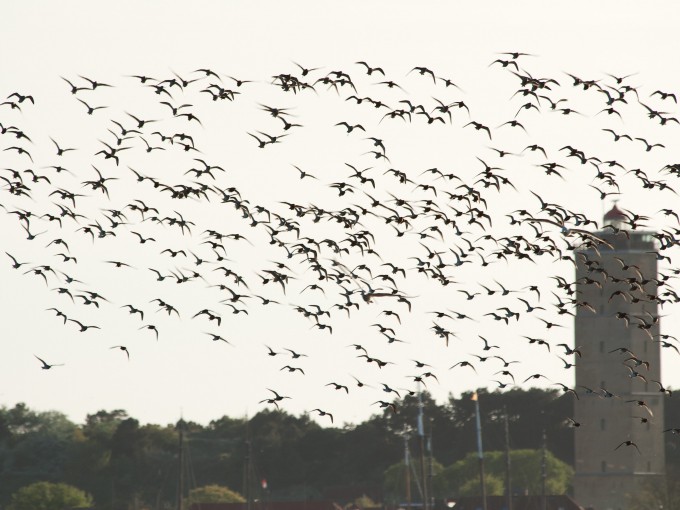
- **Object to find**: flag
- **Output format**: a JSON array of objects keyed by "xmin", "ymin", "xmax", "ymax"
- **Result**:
[{"xmin": 471, "ymin": 392, "xmax": 478, "ymax": 401}]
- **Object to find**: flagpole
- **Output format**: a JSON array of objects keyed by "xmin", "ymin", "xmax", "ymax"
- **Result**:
[
  {"xmin": 504, "ymin": 406, "xmax": 512, "ymax": 510},
  {"xmin": 418, "ymin": 387, "xmax": 429, "ymax": 510},
  {"xmin": 404, "ymin": 427, "xmax": 412, "ymax": 510},
  {"xmin": 541, "ymin": 429, "xmax": 547, "ymax": 510},
  {"xmin": 472, "ymin": 392, "xmax": 487, "ymax": 510}
]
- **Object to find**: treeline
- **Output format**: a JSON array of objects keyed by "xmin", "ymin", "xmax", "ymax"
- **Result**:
[{"xmin": 1, "ymin": 388, "xmax": 678, "ymax": 510}]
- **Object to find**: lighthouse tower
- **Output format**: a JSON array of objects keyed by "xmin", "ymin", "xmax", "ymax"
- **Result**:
[{"xmin": 572, "ymin": 204, "xmax": 665, "ymax": 510}]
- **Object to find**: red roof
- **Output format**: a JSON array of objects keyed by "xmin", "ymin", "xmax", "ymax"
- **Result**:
[
  {"xmin": 603, "ymin": 204, "xmax": 626, "ymax": 222},
  {"xmin": 449, "ymin": 495, "xmax": 584, "ymax": 510},
  {"xmin": 189, "ymin": 502, "xmax": 339, "ymax": 510}
]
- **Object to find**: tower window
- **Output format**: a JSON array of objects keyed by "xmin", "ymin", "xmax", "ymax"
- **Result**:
[
  {"xmin": 599, "ymin": 341, "xmax": 604, "ymax": 354},
  {"xmin": 601, "ymin": 461, "xmax": 606, "ymax": 472},
  {"xmin": 600, "ymin": 419, "xmax": 606, "ymax": 431},
  {"xmin": 647, "ymin": 461, "xmax": 651, "ymax": 472}
]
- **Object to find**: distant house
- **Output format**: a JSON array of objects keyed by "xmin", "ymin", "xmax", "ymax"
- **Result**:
[
  {"xmin": 188, "ymin": 502, "xmax": 339, "ymax": 510},
  {"xmin": 442, "ymin": 495, "xmax": 583, "ymax": 510},
  {"xmin": 322, "ymin": 485, "xmax": 383, "ymax": 504},
  {"xmin": 187, "ymin": 496, "xmax": 583, "ymax": 510}
]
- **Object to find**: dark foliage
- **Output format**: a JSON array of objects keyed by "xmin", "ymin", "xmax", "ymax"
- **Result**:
[{"xmin": 0, "ymin": 389, "xmax": 676, "ymax": 510}]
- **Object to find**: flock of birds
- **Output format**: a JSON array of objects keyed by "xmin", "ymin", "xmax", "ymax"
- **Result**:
[{"xmin": 3, "ymin": 53, "xmax": 680, "ymax": 450}]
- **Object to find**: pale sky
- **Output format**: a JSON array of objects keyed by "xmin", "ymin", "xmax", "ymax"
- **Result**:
[{"xmin": 2, "ymin": 1, "xmax": 680, "ymax": 427}]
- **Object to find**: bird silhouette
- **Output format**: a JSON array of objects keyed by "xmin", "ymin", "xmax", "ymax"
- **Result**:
[
  {"xmin": 3, "ymin": 56, "xmax": 680, "ymax": 432},
  {"xmin": 35, "ymin": 355, "xmax": 64, "ymax": 370},
  {"xmin": 110, "ymin": 346, "xmax": 130, "ymax": 360}
]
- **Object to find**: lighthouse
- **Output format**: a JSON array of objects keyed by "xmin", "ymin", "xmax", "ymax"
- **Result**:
[{"xmin": 572, "ymin": 204, "xmax": 665, "ymax": 510}]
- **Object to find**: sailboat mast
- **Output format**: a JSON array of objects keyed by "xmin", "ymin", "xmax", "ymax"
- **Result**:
[
  {"xmin": 541, "ymin": 429, "xmax": 547, "ymax": 510},
  {"xmin": 472, "ymin": 392, "xmax": 487, "ymax": 510},
  {"xmin": 504, "ymin": 406, "xmax": 512, "ymax": 510},
  {"xmin": 244, "ymin": 419, "xmax": 252, "ymax": 510},
  {"xmin": 417, "ymin": 388, "xmax": 429, "ymax": 510},
  {"xmin": 427, "ymin": 419, "xmax": 434, "ymax": 510},
  {"xmin": 177, "ymin": 419, "xmax": 185, "ymax": 510},
  {"xmin": 243, "ymin": 414, "xmax": 253, "ymax": 510},
  {"xmin": 404, "ymin": 428, "xmax": 411, "ymax": 510}
]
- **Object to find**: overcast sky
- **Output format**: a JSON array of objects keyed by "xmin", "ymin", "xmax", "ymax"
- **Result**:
[{"xmin": 2, "ymin": 1, "xmax": 680, "ymax": 428}]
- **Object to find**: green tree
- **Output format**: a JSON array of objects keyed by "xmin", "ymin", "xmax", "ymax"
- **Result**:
[
  {"xmin": 447, "ymin": 389, "xmax": 575, "ymax": 466},
  {"xmin": 187, "ymin": 484, "xmax": 245, "ymax": 505},
  {"xmin": 336, "ymin": 415, "xmax": 402, "ymax": 490},
  {"xmin": 8, "ymin": 481, "xmax": 92, "ymax": 510},
  {"xmin": 441, "ymin": 449, "xmax": 573, "ymax": 497},
  {"xmin": 353, "ymin": 494, "xmax": 379, "ymax": 509},
  {"xmin": 458, "ymin": 474, "xmax": 504, "ymax": 497},
  {"xmin": 626, "ymin": 466, "xmax": 680, "ymax": 510},
  {"xmin": 377, "ymin": 392, "xmax": 457, "ymax": 463},
  {"xmin": 0, "ymin": 406, "xmax": 78, "ymax": 505},
  {"xmin": 383, "ymin": 458, "xmax": 446, "ymax": 504}
]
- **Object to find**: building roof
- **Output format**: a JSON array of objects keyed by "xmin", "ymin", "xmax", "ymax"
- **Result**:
[
  {"xmin": 189, "ymin": 497, "xmax": 585, "ymax": 510},
  {"xmin": 603, "ymin": 204, "xmax": 627, "ymax": 223},
  {"xmin": 189, "ymin": 502, "xmax": 339, "ymax": 510},
  {"xmin": 447, "ymin": 495, "xmax": 584, "ymax": 510}
]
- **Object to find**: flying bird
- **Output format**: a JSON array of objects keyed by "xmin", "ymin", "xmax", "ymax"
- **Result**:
[
  {"xmin": 110, "ymin": 346, "xmax": 130, "ymax": 360},
  {"xmin": 35, "ymin": 355, "xmax": 64, "ymax": 370}
]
